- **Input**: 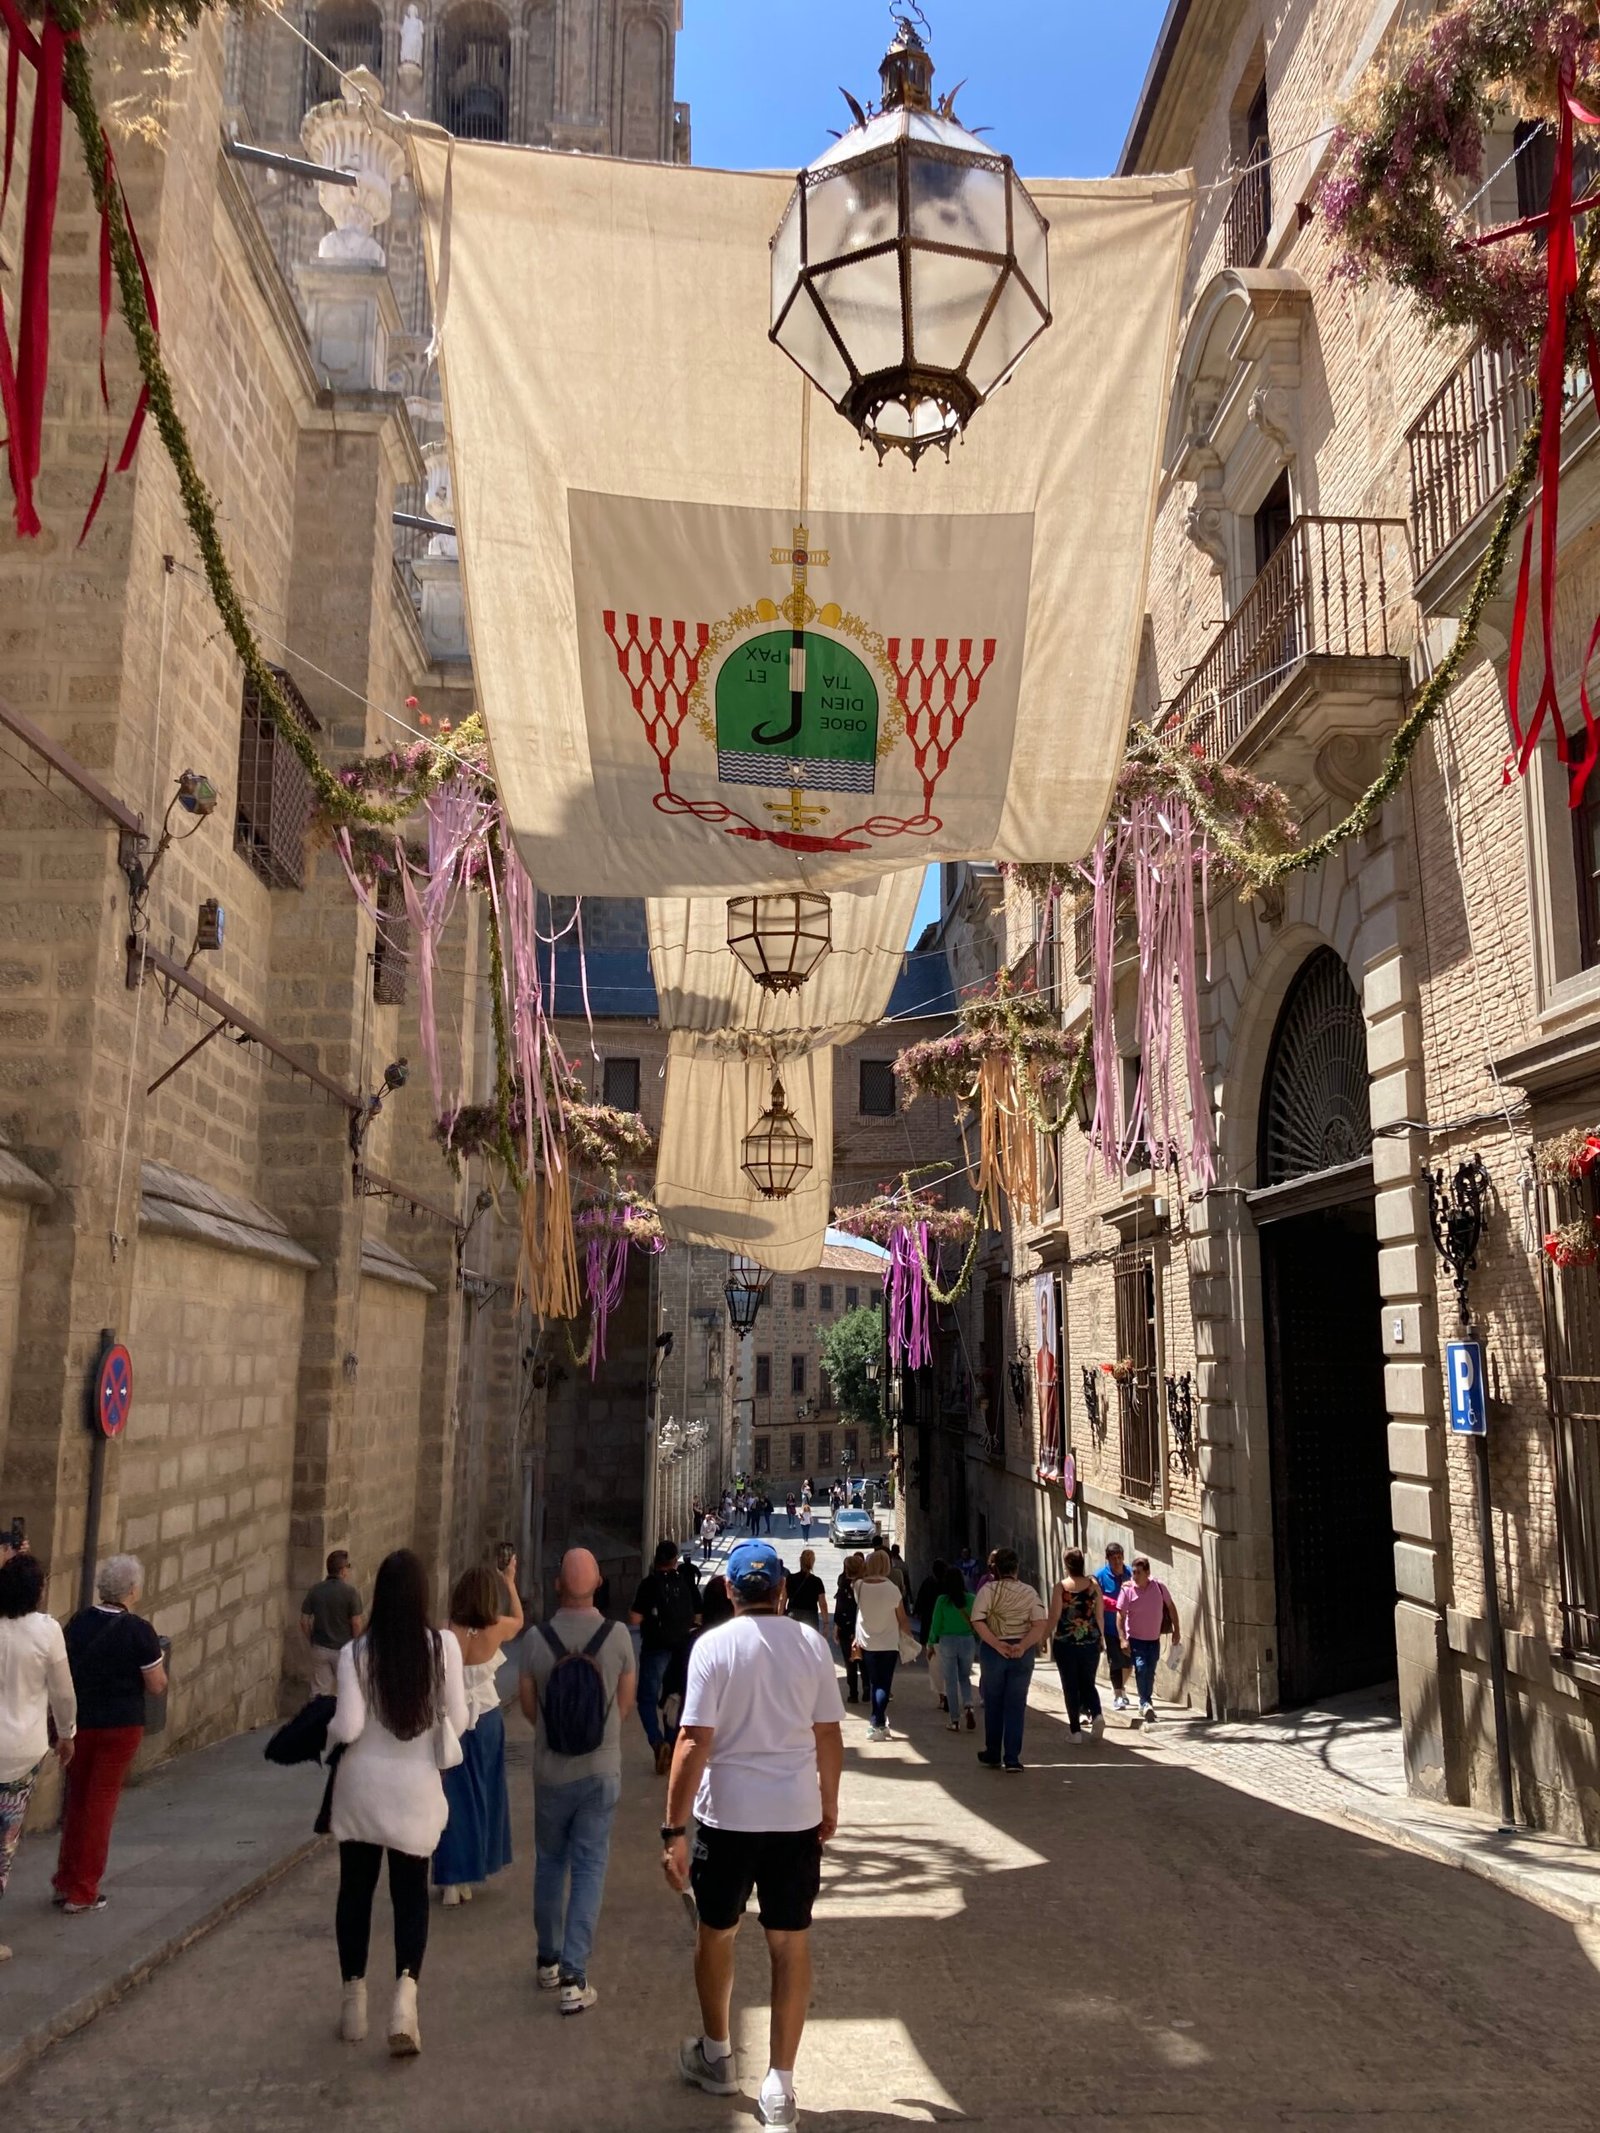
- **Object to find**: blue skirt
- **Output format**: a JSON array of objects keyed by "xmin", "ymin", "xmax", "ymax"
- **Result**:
[{"xmin": 433, "ymin": 1704, "xmax": 514, "ymax": 1887}]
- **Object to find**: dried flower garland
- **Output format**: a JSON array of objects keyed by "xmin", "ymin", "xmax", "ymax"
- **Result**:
[
  {"xmin": 831, "ymin": 1186, "xmax": 976, "ymax": 1250},
  {"xmin": 1533, "ymin": 1123, "xmax": 1600, "ymax": 1180},
  {"xmin": 438, "ymin": 1096, "xmax": 651, "ymax": 1178},
  {"xmin": 1544, "ymin": 1213, "xmax": 1600, "ymax": 1265},
  {"xmin": 1318, "ymin": 0, "xmax": 1600, "ymax": 345}
]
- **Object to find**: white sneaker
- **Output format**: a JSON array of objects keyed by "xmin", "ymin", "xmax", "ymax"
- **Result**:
[
  {"xmin": 560, "ymin": 1978, "xmax": 598, "ymax": 2015},
  {"xmin": 536, "ymin": 1961, "xmax": 561, "ymax": 1991},
  {"xmin": 867, "ymin": 1724, "xmax": 889, "ymax": 1741},
  {"xmin": 339, "ymin": 1978, "xmax": 367, "ymax": 2042},
  {"xmin": 1140, "ymin": 1703, "xmax": 1156, "ymax": 1724},
  {"xmin": 388, "ymin": 1973, "xmax": 421, "ymax": 2056},
  {"xmin": 1113, "ymin": 1694, "xmax": 1130, "ymax": 1711},
  {"xmin": 758, "ymin": 2085, "xmax": 799, "ymax": 2129},
  {"xmin": 1091, "ymin": 1715, "xmax": 1106, "ymax": 1740}
]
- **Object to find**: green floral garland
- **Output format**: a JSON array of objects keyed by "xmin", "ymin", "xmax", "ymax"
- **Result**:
[{"xmin": 59, "ymin": 20, "xmax": 474, "ymax": 834}]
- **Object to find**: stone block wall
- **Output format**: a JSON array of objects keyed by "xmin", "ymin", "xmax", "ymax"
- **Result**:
[{"xmin": 124, "ymin": 1232, "xmax": 306, "ymax": 1754}]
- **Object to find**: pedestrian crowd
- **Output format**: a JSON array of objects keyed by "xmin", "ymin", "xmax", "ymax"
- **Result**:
[{"xmin": 0, "ymin": 1512, "xmax": 1179, "ymax": 2124}]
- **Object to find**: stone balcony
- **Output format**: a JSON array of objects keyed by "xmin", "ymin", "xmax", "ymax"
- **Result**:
[{"xmin": 1165, "ymin": 514, "xmax": 1410, "ymax": 797}]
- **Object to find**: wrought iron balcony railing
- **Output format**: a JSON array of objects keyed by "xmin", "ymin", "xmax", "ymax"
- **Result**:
[
  {"xmin": 1406, "ymin": 342, "xmax": 1534, "ymax": 581},
  {"xmin": 1223, "ymin": 155, "xmax": 1271, "ymax": 270},
  {"xmin": 1405, "ymin": 341, "xmax": 1595, "ymax": 584},
  {"xmin": 1166, "ymin": 515, "xmax": 1406, "ymax": 758}
]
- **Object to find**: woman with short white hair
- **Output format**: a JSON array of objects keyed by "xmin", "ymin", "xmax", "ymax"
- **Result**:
[
  {"xmin": 0, "ymin": 1551, "xmax": 76, "ymax": 1961},
  {"xmin": 55, "ymin": 1555, "xmax": 166, "ymax": 1913}
]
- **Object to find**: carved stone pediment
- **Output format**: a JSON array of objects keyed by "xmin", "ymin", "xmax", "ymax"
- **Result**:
[{"xmin": 1166, "ymin": 268, "xmax": 1313, "ymax": 577}]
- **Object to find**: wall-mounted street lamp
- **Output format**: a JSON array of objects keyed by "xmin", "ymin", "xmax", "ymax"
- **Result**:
[{"xmin": 349, "ymin": 1056, "xmax": 409, "ymax": 1161}]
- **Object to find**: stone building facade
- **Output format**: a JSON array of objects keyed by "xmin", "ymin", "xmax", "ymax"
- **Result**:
[
  {"xmin": 740, "ymin": 1240, "xmax": 888, "ymax": 1491},
  {"xmin": 536, "ymin": 895, "xmax": 958, "ymax": 1598},
  {"xmin": 941, "ymin": 0, "xmax": 1600, "ymax": 1842},
  {"xmin": 0, "ymin": 1, "xmax": 684, "ymax": 1787}
]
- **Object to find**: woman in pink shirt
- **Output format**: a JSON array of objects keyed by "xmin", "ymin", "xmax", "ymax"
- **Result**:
[{"xmin": 1115, "ymin": 1556, "xmax": 1180, "ymax": 1724}]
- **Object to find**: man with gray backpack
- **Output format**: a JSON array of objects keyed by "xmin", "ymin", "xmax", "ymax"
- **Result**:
[{"xmin": 517, "ymin": 1547, "xmax": 636, "ymax": 2015}]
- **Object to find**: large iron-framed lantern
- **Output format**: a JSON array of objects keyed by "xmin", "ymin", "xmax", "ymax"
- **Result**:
[
  {"xmin": 727, "ymin": 892, "xmax": 833, "ymax": 994},
  {"xmin": 724, "ymin": 1253, "xmax": 771, "ymax": 1332},
  {"xmin": 769, "ymin": 14, "xmax": 1051, "ymax": 466},
  {"xmin": 740, "ymin": 1074, "xmax": 815, "ymax": 1200}
]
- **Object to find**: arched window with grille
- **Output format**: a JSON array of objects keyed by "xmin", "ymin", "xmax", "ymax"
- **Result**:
[
  {"xmin": 304, "ymin": 0, "xmax": 382, "ymax": 109},
  {"xmin": 1258, "ymin": 946, "xmax": 1373, "ymax": 1187},
  {"xmin": 436, "ymin": 3, "xmax": 511, "ymax": 140}
]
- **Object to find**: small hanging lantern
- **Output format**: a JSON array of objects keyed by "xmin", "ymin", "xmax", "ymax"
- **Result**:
[
  {"xmin": 724, "ymin": 1253, "xmax": 771, "ymax": 1331},
  {"xmin": 741, "ymin": 1074, "xmax": 815, "ymax": 1200},
  {"xmin": 726, "ymin": 892, "xmax": 833, "ymax": 993},
  {"xmin": 769, "ymin": 10, "xmax": 1051, "ymax": 466}
]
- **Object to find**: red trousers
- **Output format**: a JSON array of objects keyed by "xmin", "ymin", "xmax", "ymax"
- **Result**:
[{"xmin": 53, "ymin": 1723, "xmax": 142, "ymax": 1905}]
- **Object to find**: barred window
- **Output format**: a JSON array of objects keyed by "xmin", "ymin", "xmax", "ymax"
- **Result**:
[
  {"xmin": 819, "ymin": 1283, "xmax": 834, "ymax": 1312},
  {"xmin": 236, "ymin": 666, "xmax": 320, "ymax": 890},
  {"xmin": 603, "ymin": 1056, "xmax": 641, "ymax": 1112},
  {"xmin": 372, "ymin": 870, "xmax": 409, "ymax": 1006},
  {"xmin": 792, "ymin": 1282, "xmax": 807, "ymax": 1310},
  {"xmin": 790, "ymin": 1353, "xmax": 806, "ymax": 1396},
  {"xmin": 754, "ymin": 1435, "xmax": 770, "ymax": 1474},
  {"xmin": 817, "ymin": 1430, "xmax": 833, "ymax": 1469},
  {"xmin": 754, "ymin": 1353, "xmax": 771, "ymax": 1396},
  {"xmin": 859, "ymin": 1059, "xmax": 897, "ymax": 1116},
  {"xmin": 789, "ymin": 1433, "xmax": 806, "ymax": 1473},
  {"xmin": 1114, "ymin": 1247, "xmax": 1161, "ymax": 1502},
  {"xmin": 845, "ymin": 1285, "xmax": 859, "ymax": 1309}
]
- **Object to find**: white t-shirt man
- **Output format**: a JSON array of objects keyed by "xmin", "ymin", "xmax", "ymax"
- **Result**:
[{"xmin": 681, "ymin": 1613, "xmax": 845, "ymax": 1830}]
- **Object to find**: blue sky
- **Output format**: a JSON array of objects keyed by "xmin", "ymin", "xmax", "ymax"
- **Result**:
[
  {"xmin": 676, "ymin": 3, "xmax": 1167, "ymax": 950},
  {"xmin": 676, "ymin": 2, "xmax": 1168, "ymax": 179}
]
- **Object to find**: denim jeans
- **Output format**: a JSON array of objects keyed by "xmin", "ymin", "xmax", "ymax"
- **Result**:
[
  {"xmin": 939, "ymin": 1634, "xmax": 976, "ymax": 1717},
  {"xmin": 1127, "ymin": 1637, "xmax": 1161, "ymax": 1709},
  {"xmin": 1053, "ymin": 1639, "xmax": 1102, "ymax": 1730},
  {"xmin": 635, "ymin": 1646, "xmax": 679, "ymax": 1751},
  {"xmin": 977, "ymin": 1648, "xmax": 1035, "ymax": 1766},
  {"xmin": 860, "ymin": 1649, "xmax": 898, "ymax": 1728},
  {"xmin": 533, "ymin": 1772, "xmax": 621, "ymax": 1981}
]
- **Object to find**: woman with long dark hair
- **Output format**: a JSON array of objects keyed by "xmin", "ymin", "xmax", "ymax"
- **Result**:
[{"xmin": 326, "ymin": 1548, "xmax": 467, "ymax": 2056}]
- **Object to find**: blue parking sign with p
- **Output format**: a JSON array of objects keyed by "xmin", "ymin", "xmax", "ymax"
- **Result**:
[{"xmin": 1447, "ymin": 1341, "xmax": 1486, "ymax": 1435}]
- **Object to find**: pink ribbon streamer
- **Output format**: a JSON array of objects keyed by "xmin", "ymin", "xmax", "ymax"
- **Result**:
[{"xmin": 887, "ymin": 1221, "xmax": 932, "ymax": 1372}]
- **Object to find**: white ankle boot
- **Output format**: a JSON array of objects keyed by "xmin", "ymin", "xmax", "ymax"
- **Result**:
[
  {"xmin": 339, "ymin": 1979, "xmax": 367, "ymax": 2042},
  {"xmin": 388, "ymin": 1972, "xmax": 421, "ymax": 2056}
]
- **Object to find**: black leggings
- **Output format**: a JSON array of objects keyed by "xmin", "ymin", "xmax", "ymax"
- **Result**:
[{"xmin": 336, "ymin": 1841, "xmax": 430, "ymax": 1982}]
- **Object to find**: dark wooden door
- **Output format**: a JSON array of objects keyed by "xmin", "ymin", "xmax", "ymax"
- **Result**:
[{"xmin": 1261, "ymin": 1200, "xmax": 1396, "ymax": 1706}]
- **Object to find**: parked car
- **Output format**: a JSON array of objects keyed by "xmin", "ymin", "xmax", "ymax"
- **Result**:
[{"xmin": 829, "ymin": 1506, "xmax": 878, "ymax": 1547}]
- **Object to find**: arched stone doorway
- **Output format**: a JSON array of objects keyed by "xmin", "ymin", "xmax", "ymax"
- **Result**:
[{"xmin": 1255, "ymin": 946, "xmax": 1397, "ymax": 1705}]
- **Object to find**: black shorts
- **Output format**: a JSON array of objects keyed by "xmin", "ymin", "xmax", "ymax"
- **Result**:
[{"xmin": 689, "ymin": 1823, "xmax": 823, "ymax": 1933}]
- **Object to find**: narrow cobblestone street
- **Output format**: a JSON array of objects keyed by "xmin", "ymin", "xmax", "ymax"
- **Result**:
[{"xmin": 6, "ymin": 1539, "xmax": 1599, "ymax": 2133}]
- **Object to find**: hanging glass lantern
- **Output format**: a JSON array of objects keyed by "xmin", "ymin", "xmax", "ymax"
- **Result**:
[
  {"xmin": 724, "ymin": 1253, "xmax": 771, "ymax": 1331},
  {"xmin": 740, "ymin": 1074, "xmax": 815, "ymax": 1200},
  {"xmin": 769, "ymin": 12, "xmax": 1051, "ymax": 466},
  {"xmin": 726, "ymin": 892, "xmax": 833, "ymax": 994}
]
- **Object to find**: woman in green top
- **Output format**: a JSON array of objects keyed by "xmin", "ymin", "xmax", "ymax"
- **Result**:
[{"xmin": 925, "ymin": 1567, "xmax": 976, "ymax": 1731}]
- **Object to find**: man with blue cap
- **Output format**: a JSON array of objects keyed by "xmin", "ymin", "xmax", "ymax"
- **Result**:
[{"xmin": 662, "ymin": 1538, "xmax": 845, "ymax": 2131}]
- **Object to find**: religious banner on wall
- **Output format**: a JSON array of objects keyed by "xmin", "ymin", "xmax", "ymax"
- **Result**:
[
  {"xmin": 1034, "ymin": 1271, "xmax": 1063, "ymax": 1483},
  {"xmin": 410, "ymin": 138, "xmax": 1193, "ymax": 896}
]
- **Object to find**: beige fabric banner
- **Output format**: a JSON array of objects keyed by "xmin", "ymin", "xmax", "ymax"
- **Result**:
[
  {"xmin": 647, "ymin": 870, "xmax": 922, "ymax": 1051},
  {"xmin": 411, "ymin": 139, "xmax": 1193, "ymax": 896},
  {"xmin": 654, "ymin": 1035, "xmax": 833, "ymax": 1270}
]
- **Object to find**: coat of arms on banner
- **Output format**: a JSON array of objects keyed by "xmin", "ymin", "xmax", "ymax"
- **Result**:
[{"xmin": 570, "ymin": 492, "xmax": 1034, "ymax": 859}]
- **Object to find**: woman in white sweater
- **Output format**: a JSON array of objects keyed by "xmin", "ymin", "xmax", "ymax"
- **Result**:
[
  {"xmin": 0, "ymin": 1553, "xmax": 76, "ymax": 1963},
  {"xmin": 327, "ymin": 1548, "xmax": 467, "ymax": 2057},
  {"xmin": 852, "ymin": 1548, "xmax": 913, "ymax": 1742}
]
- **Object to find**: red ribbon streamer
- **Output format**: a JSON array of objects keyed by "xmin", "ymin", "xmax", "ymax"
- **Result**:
[{"xmin": 1505, "ymin": 66, "xmax": 1600, "ymax": 809}]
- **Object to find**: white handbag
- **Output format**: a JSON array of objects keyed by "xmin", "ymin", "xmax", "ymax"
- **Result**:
[{"xmin": 432, "ymin": 1640, "xmax": 464, "ymax": 1770}]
